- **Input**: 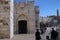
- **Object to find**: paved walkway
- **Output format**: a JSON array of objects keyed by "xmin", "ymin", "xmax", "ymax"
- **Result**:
[
  {"xmin": 13, "ymin": 34, "xmax": 50, "ymax": 40},
  {"xmin": 0, "ymin": 34, "xmax": 50, "ymax": 40},
  {"xmin": 0, "ymin": 30, "xmax": 51, "ymax": 40},
  {"xmin": 0, "ymin": 28, "xmax": 52, "ymax": 40},
  {"xmin": 13, "ymin": 34, "xmax": 35, "ymax": 40}
]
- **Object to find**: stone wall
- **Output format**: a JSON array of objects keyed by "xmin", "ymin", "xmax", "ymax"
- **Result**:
[
  {"xmin": 0, "ymin": 0, "xmax": 10, "ymax": 39},
  {"xmin": 14, "ymin": 1, "xmax": 36, "ymax": 34}
]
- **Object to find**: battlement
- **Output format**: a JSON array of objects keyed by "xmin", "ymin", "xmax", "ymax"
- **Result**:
[
  {"xmin": 14, "ymin": 1, "xmax": 34, "ymax": 9},
  {"xmin": 14, "ymin": 0, "xmax": 34, "ymax": 5}
]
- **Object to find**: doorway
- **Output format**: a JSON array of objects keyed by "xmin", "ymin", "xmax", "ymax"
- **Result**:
[{"xmin": 18, "ymin": 20, "xmax": 27, "ymax": 34}]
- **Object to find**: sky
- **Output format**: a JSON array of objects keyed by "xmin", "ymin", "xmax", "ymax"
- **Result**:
[{"xmin": 14, "ymin": 0, "xmax": 60, "ymax": 17}]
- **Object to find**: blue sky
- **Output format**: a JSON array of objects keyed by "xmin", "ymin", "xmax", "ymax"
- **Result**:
[{"xmin": 14, "ymin": 0, "xmax": 60, "ymax": 17}]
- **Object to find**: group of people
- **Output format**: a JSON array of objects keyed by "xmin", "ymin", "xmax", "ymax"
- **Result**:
[{"xmin": 35, "ymin": 27, "xmax": 60, "ymax": 40}]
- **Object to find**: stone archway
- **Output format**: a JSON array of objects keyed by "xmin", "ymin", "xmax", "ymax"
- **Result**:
[{"xmin": 14, "ymin": 14, "xmax": 29, "ymax": 34}]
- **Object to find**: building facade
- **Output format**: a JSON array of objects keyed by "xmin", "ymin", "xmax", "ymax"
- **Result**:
[
  {"xmin": 0, "ymin": 0, "xmax": 39, "ymax": 39},
  {"xmin": 14, "ymin": 0, "xmax": 39, "ymax": 34},
  {"xmin": 39, "ymin": 16, "xmax": 52, "ymax": 23}
]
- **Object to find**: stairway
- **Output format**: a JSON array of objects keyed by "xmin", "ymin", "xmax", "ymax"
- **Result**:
[{"xmin": 13, "ymin": 34, "xmax": 35, "ymax": 40}]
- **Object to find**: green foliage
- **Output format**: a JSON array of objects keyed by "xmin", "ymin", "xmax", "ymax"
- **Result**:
[
  {"xmin": 40, "ymin": 22, "xmax": 46, "ymax": 28},
  {"xmin": 40, "ymin": 22, "xmax": 49, "ymax": 28}
]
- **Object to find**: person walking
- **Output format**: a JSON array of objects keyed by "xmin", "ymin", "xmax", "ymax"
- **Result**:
[
  {"xmin": 51, "ymin": 28, "xmax": 58, "ymax": 40},
  {"xmin": 35, "ymin": 29, "xmax": 41, "ymax": 40},
  {"xmin": 44, "ymin": 28, "xmax": 51, "ymax": 40},
  {"xmin": 56, "ymin": 26, "xmax": 60, "ymax": 40}
]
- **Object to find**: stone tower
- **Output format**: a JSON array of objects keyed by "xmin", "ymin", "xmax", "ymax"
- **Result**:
[
  {"xmin": 14, "ymin": 0, "xmax": 39, "ymax": 34},
  {"xmin": 0, "ymin": 0, "xmax": 10, "ymax": 39},
  {"xmin": 35, "ymin": 6, "xmax": 39, "ymax": 29},
  {"xmin": 57, "ymin": 9, "xmax": 60, "ymax": 25},
  {"xmin": 57, "ymin": 9, "xmax": 59, "ymax": 17}
]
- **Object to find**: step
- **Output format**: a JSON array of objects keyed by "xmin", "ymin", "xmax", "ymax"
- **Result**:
[
  {"xmin": 0, "ymin": 39, "xmax": 10, "ymax": 40},
  {"xmin": 13, "ymin": 34, "xmax": 35, "ymax": 40}
]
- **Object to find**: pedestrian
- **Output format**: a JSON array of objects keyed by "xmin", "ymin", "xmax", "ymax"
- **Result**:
[
  {"xmin": 44, "ymin": 28, "xmax": 51, "ymax": 40},
  {"xmin": 56, "ymin": 26, "xmax": 60, "ymax": 40},
  {"xmin": 35, "ymin": 29, "xmax": 41, "ymax": 40},
  {"xmin": 51, "ymin": 28, "xmax": 58, "ymax": 40}
]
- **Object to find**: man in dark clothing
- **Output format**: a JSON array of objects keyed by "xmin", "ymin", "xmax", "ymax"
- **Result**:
[
  {"xmin": 51, "ymin": 28, "xmax": 58, "ymax": 40},
  {"xmin": 35, "ymin": 29, "xmax": 41, "ymax": 40}
]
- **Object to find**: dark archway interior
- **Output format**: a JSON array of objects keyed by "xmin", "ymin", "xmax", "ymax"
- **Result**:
[{"xmin": 18, "ymin": 20, "xmax": 27, "ymax": 34}]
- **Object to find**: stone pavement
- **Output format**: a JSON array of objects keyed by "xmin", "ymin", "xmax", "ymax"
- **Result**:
[
  {"xmin": 0, "ymin": 34, "xmax": 49, "ymax": 40},
  {"xmin": 0, "ymin": 27, "xmax": 59, "ymax": 40},
  {"xmin": 13, "ymin": 34, "xmax": 50, "ymax": 40},
  {"xmin": 13, "ymin": 34, "xmax": 35, "ymax": 40},
  {"xmin": 0, "ymin": 33, "xmax": 50, "ymax": 40}
]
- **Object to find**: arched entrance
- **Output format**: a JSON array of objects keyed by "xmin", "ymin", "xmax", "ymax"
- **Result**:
[
  {"xmin": 18, "ymin": 20, "xmax": 27, "ymax": 34},
  {"xmin": 14, "ymin": 14, "xmax": 29, "ymax": 34}
]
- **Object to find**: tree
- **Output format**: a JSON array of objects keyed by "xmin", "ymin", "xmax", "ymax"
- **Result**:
[{"xmin": 40, "ymin": 22, "xmax": 46, "ymax": 28}]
